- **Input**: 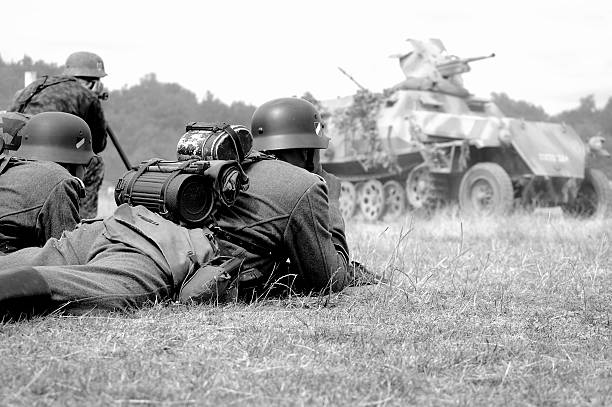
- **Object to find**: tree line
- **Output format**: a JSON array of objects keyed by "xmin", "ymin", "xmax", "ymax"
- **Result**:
[{"xmin": 1, "ymin": 55, "xmax": 611, "ymax": 184}]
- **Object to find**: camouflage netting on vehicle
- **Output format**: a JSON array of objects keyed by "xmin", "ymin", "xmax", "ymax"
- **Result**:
[{"xmin": 331, "ymin": 90, "xmax": 400, "ymax": 173}]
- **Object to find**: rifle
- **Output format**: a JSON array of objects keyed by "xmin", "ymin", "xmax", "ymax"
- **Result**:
[
  {"xmin": 95, "ymin": 86, "xmax": 131, "ymax": 170},
  {"xmin": 338, "ymin": 67, "xmax": 367, "ymax": 91},
  {"xmin": 106, "ymin": 125, "xmax": 132, "ymax": 170}
]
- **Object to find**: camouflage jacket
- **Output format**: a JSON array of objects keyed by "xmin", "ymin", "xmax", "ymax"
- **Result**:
[
  {"xmin": 9, "ymin": 75, "xmax": 108, "ymax": 153},
  {"xmin": 0, "ymin": 159, "xmax": 83, "ymax": 254},
  {"xmin": 213, "ymin": 157, "xmax": 350, "ymax": 293}
]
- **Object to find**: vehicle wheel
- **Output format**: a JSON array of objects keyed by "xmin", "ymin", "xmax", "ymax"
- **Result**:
[
  {"xmin": 562, "ymin": 168, "xmax": 612, "ymax": 218},
  {"xmin": 358, "ymin": 179, "xmax": 385, "ymax": 221},
  {"xmin": 405, "ymin": 163, "xmax": 435, "ymax": 209},
  {"xmin": 458, "ymin": 162, "xmax": 513, "ymax": 216},
  {"xmin": 383, "ymin": 180, "xmax": 406, "ymax": 221},
  {"xmin": 339, "ymin": 181, "xmax": 357, "ymax": 220}
]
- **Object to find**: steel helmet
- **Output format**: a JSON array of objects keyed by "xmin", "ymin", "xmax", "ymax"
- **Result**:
[
  {"xmin": 18, "ymin": 112, "xmax": 94, "ymax": 164},
  {"xmin": 251, "ymin": 97, "xmax": 329, "ymax": 151},
  {"xmin": 63, "ymin": 51, "xmax": 107, "ymax": 78}
]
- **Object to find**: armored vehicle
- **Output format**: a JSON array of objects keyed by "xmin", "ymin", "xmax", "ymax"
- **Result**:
[{"xmin": 321, "ymin": 39, "xmax": 611, "ymax": 221}]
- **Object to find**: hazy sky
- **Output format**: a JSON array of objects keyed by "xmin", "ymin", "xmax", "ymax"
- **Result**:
[{"xmin": 2, "ymin": 0, "xmax": 610, "ymax": 114}]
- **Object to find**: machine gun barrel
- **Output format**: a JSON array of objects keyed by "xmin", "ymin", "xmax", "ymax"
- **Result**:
[
  {"xmin": 338, "ymin": 67, "xmax": 367, "ymax": 91},
  {"xmin": 436, "ymin": 53, "xmax": 496, "ymax": 69},
  {"xmin": 436, "ymin": 53, "xmax": 495, "ymax": 77}
]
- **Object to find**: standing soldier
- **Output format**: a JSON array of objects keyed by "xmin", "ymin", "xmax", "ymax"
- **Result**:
[{"xmin": 8, "ymin": 51, "xmax": 109, "ymax": 219}]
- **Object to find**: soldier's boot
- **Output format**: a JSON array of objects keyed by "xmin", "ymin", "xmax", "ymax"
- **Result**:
[{"xmin": 0, "ymin": 267, "xmax": 53, "ymax": 321}]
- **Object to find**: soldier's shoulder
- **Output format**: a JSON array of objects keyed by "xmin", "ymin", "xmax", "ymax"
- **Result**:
[
  {"xmin": 15, "ymin": 160, "xmax": 73, "ymax": 181},
  {"xmin": 50, "ymin": 78, "xmax": 88, "ymax": 93},
  {"xmin": 2, "ymin": 160, "xmax": 79, "ymax": 199},
  {"xmin": 249, "ymin": 159, "xmax": 322, "ymax": 186},
  {"xmin": 24, "ymin": 75, "xmax": 72, "ymax": 87}
]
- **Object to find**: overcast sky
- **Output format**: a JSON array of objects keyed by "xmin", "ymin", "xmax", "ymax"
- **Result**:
[{"xmin": 2, "ymin": 0, "xmax": 610, "ymax": 114}]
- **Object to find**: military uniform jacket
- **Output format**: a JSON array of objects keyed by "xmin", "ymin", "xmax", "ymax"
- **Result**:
[
  {"xmin": 100, "ymin": 204, "xmax": 219, "ymax": 290},
  {"xmin": 0, "ymin": 159, "xmax": 83, "ymax": 254},
  {"xmin": 213, "ymin": 158, "xmax": 350, "ymax": 292},
  {"xmin": 9, "ymin": 75, "xmax": 108, "ymax": 153}
]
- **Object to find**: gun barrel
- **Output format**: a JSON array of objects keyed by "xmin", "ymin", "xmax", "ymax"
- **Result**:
[
  {"xmin": 463, "ymin": 52, "xmax": 496, "ymax": 64},
  {"xmin": 437, "ymin": 53, "xmax": 496, "ymax": 68}
]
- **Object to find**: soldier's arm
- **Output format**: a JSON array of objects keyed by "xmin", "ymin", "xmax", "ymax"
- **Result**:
[
  {"xmin": 85, "ymin": 98, "xmax": 108, "ymax": 153},
  {"xmin": 36, "ymin": 177, "xmax": 82, "ymax": 244},
  {"xmin": 284, "ymin": 179, "xmax": 349, "ymax": 293},
  {"xmin": 316, "ymin": 169, "xmax": 350, "ymax": 261}
]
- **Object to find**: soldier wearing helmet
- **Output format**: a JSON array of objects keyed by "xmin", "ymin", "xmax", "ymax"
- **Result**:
[
  {"xmin": 8, "ymin": 51, "xmax": 110, "ymax": 219},
  {"xmin": 213, "ymin": 97, "xmax": 350, "ymax": 297},
  {"xmin": 0, "ymin": 112, "xmax": 91, "ymax": 254}
]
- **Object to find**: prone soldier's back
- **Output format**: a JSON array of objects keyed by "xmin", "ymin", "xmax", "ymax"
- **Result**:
[
  {"xmin": 214, "ymin": 157, "xmax": 349, "ymax": 292},
  {"xmin": 0, "ymin": 159, "xmax": 83, "ymax": 253}
]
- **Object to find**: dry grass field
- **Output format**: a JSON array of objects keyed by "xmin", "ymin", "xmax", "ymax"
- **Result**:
[{"xmin": 1, "ymin": 191, "xmax": 611, "ymax": 406}]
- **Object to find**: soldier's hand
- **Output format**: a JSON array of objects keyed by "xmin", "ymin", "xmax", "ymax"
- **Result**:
[{"xmin": 349, "ymin": 261, "xmax": 385, "ymax": 287}]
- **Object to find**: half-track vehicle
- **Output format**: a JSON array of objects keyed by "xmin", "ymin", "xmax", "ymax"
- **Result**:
[{"xmin": 321, "ymin": 39, "xmax": 611, "ymax": 221}]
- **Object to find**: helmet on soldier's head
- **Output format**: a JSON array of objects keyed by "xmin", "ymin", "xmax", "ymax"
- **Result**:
[
  {"xmin": 18, "ymin": 112, "xmax": 94, "ymax": 164},
  {"xmin": 251, "ymin": 97, "xmax": 329, "ymax": 151},
  {"xmin": 63, "ymin": 51, "xmax": 107, "ymax": 78}
]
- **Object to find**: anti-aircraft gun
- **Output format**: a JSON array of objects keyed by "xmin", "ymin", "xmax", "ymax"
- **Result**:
[
  {"xmin": 320, "ymin": 39, "xmax": 611, "ymax": 221},
  {"xmin": 436, "ymin": 53, "xmax": 496, "ymax": 78}
]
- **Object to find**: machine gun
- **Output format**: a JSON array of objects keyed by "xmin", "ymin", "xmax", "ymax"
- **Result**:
[{"xmin": 436, "ymin": 53, "xmax": 496, "ymax": 78}]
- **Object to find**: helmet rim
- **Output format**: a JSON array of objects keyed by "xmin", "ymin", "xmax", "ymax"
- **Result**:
[
  {"xmin": 251, "ymin": 97, "xmax": 328, "ymax": 152},
  {"xmin": 253, "ymin": 132, "xmax": 329, "ymax": 151}
]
